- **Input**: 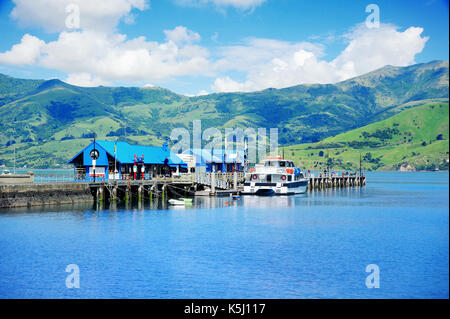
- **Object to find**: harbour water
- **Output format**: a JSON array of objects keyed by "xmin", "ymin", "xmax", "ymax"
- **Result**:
[
  {"xmin": 0, "ymin": 172, "xmax": 448, "ymax": 299},
  {"xmin": 10, "ymin": 168, "xmax": 74, "ymax": 183}
]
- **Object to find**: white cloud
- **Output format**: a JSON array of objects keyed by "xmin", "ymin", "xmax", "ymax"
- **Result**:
[
  {"xmin": 331, "ymin": 24, "xmax": 429, "ymax": 79},
  {"xmin": 175, "ymin": 0, "xmax": 266, "ymax": 10},
  {"xmin": 183, "ymin": 89, "xmax": 210, "ymax": 97},
  {"xmin": 164, "ymin": 26, "xmax": 201, "ymax": 44},
  {"xmin": 214, "ymin": 38, "xmax": 325, "ymax": 72},
  {"xmin": 0, "ymin": 28, "xmax": 212, "ymax": 82},
  {"xmin": 196, "ymin": 90, "xmax": 209, "ymax": 96},
  {"xmin": 212, "ymin": 76, "xmax": 254, "ymax": 92},
  {"xmin": 0, "ymin": 34, "xmax": 45, "ymax": 65},
  {"xmin": 65, "ymin": 72, "xmax": 108, "ymax": 87},
  {"xmin": 10, "ymin": 0, "xmax": 149, "ymax": 33},
  {"xmin": 211, "ymin": 32, "xmax": 219, "ymax": 42},
  {"xmin": 0, "ymin": 2, "xmax": 429, "ymax": 95},
  {"xmin": 212, "ymin": 24, "xmax": 429, "ymax": 92}
]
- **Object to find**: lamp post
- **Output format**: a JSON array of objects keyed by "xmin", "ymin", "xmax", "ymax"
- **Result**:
[
  {"xmin": 244, "ymin": 137, "xmax": 248, "ymax": 173},
  {"xmin": 87, "ymin": 129, "xmax": 98, "ymax": 182},
  {"xmin": 133, "ymin": 154, "xmax": 137, "ymax": 180},
  {"xmin": 211, "ymin": 145, "xmax": 214, "ymax": 173},
  {"xmin": 114, "ymin": 139, "xmax": 117, "ymax": 180},
  {"xmin": 93, "ymin": 134, "xmax": 96, "ymax": 182}
]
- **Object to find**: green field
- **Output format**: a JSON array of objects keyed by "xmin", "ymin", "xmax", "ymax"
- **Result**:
[
  {"xmin": 286, "ymin": 102, "xmax": 449, "ymax": 171},
  {"xmin": 0, "ymin": 61, "xmax": 448, "ymax": 168}
]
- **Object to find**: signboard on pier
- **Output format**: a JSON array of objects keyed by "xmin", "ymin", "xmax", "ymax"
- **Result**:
[{"xmin": 89, "ymin": 166, "xmax": 105, "ymax": 178}]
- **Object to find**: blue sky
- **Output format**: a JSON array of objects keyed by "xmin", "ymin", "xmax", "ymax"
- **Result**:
[{"xmin": 0, "ymin": 0, "xmax": 448, "ymax": 95}]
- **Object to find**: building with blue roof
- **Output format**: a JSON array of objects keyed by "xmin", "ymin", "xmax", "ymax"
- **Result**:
[
  {"xmin": 68, "ymin": 140, "xmax": 187, "ymax": 181},
  {"xmin": 180, "ymin": 148, "xmax": 245, "ymax": 173}
]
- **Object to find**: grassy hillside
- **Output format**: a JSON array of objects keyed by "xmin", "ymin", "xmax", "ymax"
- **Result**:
[
  {"xmin": 285, "ymin": 102, "xmax": 449, "ymax": 171},
  {"xmin": 0, "ymin": 60, "xmax": 448, "ymax": 168}
]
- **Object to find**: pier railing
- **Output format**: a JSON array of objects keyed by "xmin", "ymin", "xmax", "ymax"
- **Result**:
[
  {"xmin": 307, "ymin": 174, "xmax": 366, "ymax": 190},
  {"xmin": 33, "ymin": 172, "xmax": 74, "ymax": 183},
  {"xmin": 29, "ymin": 170, "xmax": 365, "ymax": 192},
  {"xmin": 191, "ymin": 172, "xmax": 244, "ymax": 190}
]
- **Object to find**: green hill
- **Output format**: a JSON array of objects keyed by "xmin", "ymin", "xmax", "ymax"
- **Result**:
[
  {"xmin": 286, "ymin": 102, "xmax": 449, "ymax": 171},
  {"xmin": 0, "ymin": 60, "xmax": 448, "ymax": 168}
]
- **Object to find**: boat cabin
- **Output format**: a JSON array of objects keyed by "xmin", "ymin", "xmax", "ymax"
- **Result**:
[
  {"xmin": 249, "ymin": 157, "xmax": 305, "ymax": 183},
  {"xmin": 263, "ymin": 159, "xmax": 296, "ymax": 168}
]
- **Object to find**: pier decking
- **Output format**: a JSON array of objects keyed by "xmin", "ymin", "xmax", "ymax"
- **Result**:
[
  {"xmin": 0, "ymin": 173, "xmax": 366, "ymax": 208},
  {"xmin": 307, "ymin": 175, "xmax": 366, "ymax": 190}
]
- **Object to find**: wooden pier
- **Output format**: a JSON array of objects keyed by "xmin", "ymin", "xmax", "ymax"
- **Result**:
[
  {"xmin": 307, "ymin": 175, "xmax": 366, "ymax": 191},
  {"xmin": 88, "ymin": 172, "xmax": 246, "ymax": 201},
  {"xmin": 0, "ymin": 173, "xmax": 366, "ymax": 208}
]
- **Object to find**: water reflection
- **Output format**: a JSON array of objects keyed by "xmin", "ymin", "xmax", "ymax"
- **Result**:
[
  {"xmin": 0, "ymin": 173, "xmax": 446, "ymax": 215},
  {"xmin": 0, "ymin": 172, "xmax": 448, "ymax": 299},
  {"xmin": 0, "ymin": 187, "xmax": 366, "ymax": 216}
]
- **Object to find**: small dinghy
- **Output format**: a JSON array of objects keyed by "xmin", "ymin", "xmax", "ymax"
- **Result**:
[
  {"xmin": 169, "ymin": 199, "xmax": 185, "ymax": 205},
  {"xmin": 169, "ymin": 198, "xmax": 193, "ymax": 206}
]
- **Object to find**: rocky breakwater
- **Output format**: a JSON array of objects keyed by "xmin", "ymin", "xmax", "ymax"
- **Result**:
[{"xmin": 0, "ymin": 183, "xmax": 94, "ymax": 208}]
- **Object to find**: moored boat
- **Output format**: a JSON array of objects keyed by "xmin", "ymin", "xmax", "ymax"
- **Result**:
[
  {"xmin": 242, "ymin": 156, "xmax": 308, "ymax": 195},
  {"xmin": 169, "ymin": 198, "xmax": 193, "ymax": 206}
]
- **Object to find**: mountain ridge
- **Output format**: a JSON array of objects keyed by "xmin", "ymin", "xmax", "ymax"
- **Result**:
[
  {"xmin": 0, "ymin": 60, "xmax": 448, "ymax": 168},
  {"xmin": 286, "ymin": 101, "xmax": 449, "ymax": 171},
  {"xmin": 1, "ymin": 60, "xmax": 448, "ymax": 97}
]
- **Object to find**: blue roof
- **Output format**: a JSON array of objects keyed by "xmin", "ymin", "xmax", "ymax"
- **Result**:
[
  {"xmin": 68, "ymin": 140, "xmax": 186, "ymax": 166},
  {"xmin": 184, "ymin": 148, "xmax": 245, "ymax": 164}
]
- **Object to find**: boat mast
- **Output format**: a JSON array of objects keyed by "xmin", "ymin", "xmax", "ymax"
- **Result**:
[{"xmin": 14, "ymin": 146, "xmax": 16, "ymax": 174}]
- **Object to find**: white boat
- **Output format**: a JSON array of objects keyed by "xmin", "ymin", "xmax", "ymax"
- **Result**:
[
  {"xmin": 169, "ymin": 199, "xmax": 185, "ymax": 205},
  {"xmin": 242, "ymin": 156, "xmax": 308, "ymax": 195},
  {"xmin": 168, "ymin": 198, "xmax": 193, "ymax": 206}
]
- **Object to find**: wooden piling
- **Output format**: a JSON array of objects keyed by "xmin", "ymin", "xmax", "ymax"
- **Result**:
[{"xmin": 138, "ymin": 185, "xmax": 143, "ymax": 202}]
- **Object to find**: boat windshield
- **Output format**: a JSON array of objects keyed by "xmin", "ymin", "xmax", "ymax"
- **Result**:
[
  {"xmin": 264, "ymin": 160, "xmax": 295, "ymax": 167},
  {"xmin": 265, "ymin": 161, "xmax": 277, "ymax": 167}
]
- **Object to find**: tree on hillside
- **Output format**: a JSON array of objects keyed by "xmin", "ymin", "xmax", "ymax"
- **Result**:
[{"xmin": 326, "ymin": 157, "xmax": 334, "ymax": 167}]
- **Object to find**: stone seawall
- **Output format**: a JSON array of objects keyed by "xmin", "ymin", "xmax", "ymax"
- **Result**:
[{"xmin": 0, "ymin": 183, "xmax": 94, "ymax": 208}]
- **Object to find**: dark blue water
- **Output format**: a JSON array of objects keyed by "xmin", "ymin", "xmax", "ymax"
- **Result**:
[{"xmin": 0, "ymin": 172, "xmax": 448, "ymax": 299}]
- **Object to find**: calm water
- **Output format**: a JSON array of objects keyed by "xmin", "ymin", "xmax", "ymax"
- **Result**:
[
  {"xmin": 11, "ymin": 169, "xmax": 74, "ymax": 183},
  {"xmin": 0, "ymin": 172, "xmax": 448, "ymax": 299}
]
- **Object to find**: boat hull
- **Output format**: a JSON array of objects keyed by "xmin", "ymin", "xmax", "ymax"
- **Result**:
[
  {"xmin": 169, "ymin": 199, "xmax": 186, "ymax": 205},
  {"xmin": 242, "ymin": 179, "xmax": 308, "ymax": 195}
]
